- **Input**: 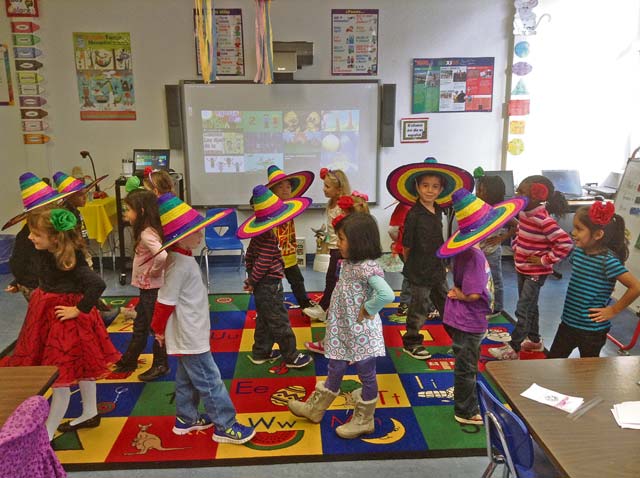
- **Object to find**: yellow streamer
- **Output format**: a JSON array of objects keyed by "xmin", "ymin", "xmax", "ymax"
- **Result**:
[{"xmin": 195, "ymin": 0, "xmax": 215, "ymax": 83}]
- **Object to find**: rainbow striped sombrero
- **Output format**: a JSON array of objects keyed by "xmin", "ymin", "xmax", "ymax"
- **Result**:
[
  {"xmin": 155, "ymin": 193, "xmax": 233, "ymax": 253},
  {"xmin": 237, "ymin": 185, "xmax": 311, "ymax": 239},
  {"xmin": 437, "ymin": 188, "xmax": 527, "ymax": 258},
  {"xmin": 52, "ymin": 171, "xmax": 107, "ymax": 195},
  {"xmin": 2, "ymin": 172, "xmax": 75, "ymax": 230},
  {"xmin": 265, "ymin": 165, "xmax": 314, "ymax": 198},
  {"xmin": 386, "ymin": 158, "xmax": 474, "ymax": 207}
]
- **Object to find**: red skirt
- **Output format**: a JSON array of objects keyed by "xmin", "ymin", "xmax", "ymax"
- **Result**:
[{"xmin": 5, "ymin": 289, "xmax": 120, "ymax": 387}]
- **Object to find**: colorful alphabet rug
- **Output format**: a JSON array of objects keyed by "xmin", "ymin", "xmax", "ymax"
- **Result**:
[{"xmin": 50, "ymin": 293, "xmax": 542, "ymax": 470}]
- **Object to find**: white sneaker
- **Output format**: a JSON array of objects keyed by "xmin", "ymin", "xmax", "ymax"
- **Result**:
[{"xmin": 303, "ymin": 304, "xmax": 326, "ymax": 322}]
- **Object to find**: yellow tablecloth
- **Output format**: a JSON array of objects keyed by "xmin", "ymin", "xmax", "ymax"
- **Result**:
[{"xmin": 78, "ymin": 196, "xmax": 116, "ymax": 245}]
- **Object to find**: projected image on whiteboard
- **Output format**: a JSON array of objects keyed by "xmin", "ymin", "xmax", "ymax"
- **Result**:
[{"xmin": 201, "ymin": 109, "xmax": 360, "ymax": 174}]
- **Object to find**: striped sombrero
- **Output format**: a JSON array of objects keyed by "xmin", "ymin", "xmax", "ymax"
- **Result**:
[
  {"xmin": 2, "ymin": 172, "xmax": 75, "ymax": 230},
  {"xmin": 52, "ymin": 171, "xmax": 107, "ymax": 194},
  {"xmin": 237, "ymin": 185, "xmax": 311, "ymax": 239},
  {"xmin": 437, "ymin": 188, "xmax": 527, "ymax": 258},
  {"xmin": 386, "ymin": 158, "xmax": 474, "ymax": 207},
  {"xmin": 265, "ymin": 165, "xmax": 314, "ymax": 198},
  {"xmin": 155, "ymin": 193, "xmax": 233, "ymax": 253}
]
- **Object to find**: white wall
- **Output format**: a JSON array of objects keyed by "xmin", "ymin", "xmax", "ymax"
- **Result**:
[
  {"xmin": 506, "ymin": 0, "xmax": 640, "ymax": 186},
  {"xmin": 0, "ymin": 0, "xmax": 511, "ymax": 252}
]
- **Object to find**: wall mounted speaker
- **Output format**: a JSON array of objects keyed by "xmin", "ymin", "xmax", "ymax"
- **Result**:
[
  {"xmin": 165, "ymin": 85, "xmax": 183, "ymax": 150},
  {"xmin": 380, "ymin": 83, "xmax": 396, "ymax": 147}
]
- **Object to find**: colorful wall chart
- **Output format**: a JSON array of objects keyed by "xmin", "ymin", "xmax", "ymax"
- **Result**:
[
  {"xmin": 412, "ymin": 57, "xmax": 494, "ymax": 113},
  {"xmin": 194, "ymin": 9, "xmax": 245, "ymax": 77},
  {"xmin": 73, "ymin": 32, "xmax": 136, "ymax": 120},
  {"xmin": 4, "ymin": 0, "xmax": 39, "ymax": 17},
  {"xmin": 331, "ymin": 9, "xmax": 378, "ymax": 76},
  {"xmin": 0, "ymin": 44, "xmax": 14, "ymax": 105}
]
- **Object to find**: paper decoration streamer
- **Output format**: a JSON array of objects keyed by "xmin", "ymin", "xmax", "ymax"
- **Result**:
[
  {"xmin": 195, "ymin": 0, "xmax": 217, "ymax": 83},
  {"xmin": 254, "ymin": 0, "xmax": 273, "ymax": 85}
]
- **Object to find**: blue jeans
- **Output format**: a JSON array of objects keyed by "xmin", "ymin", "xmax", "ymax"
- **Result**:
[
  {"xmin": 484, "ymin": 246, "xmax": 503, "ymax": 312},
  {"xmin": 399, "ymin": 275, "xmax": 411, "ymax": 306},
  {"xmin": 175, "ymin": 352, "xmax": 237, "ymax": 429},
  {"xmin": 509, "ymin": 272, "xmax": 547, "ymax": 351},
  {"xmin": 444, "ymin": 324, "xmax": 483, "ymax": 419}
]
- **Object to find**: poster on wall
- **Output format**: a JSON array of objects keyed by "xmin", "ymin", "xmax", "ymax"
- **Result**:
[
  {"xmin": 331, "ymin": 9, "xmax": 378, "ymax": 76},
  {"xmin": 0, "ymin": 44, "xmax": 14, "ymax": 105},
  {"xmin": 412, "ymin": 57, "xmax": 494, "ymax": 113},
  {"xmin": 400, "ymin": 117, "xmax": 429, "ymax": 143},
  {"xmin": 5, "ymin": 0, "xmax": 39, "ymax": 17},
  {"xmin": 73, "ymin": 32, "xmax": 136, "ymax": 120},
  {"xmin": 194, "ymin": 9, "xmax": 245, "ymax": 77}
]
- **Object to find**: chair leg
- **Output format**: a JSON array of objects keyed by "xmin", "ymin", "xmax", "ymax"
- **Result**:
[
  {"xmin": 205, "ymin": 252, "xmax": 211, "ymax": 292},
  {"xmin": 237, "ymin": 248, "xmax": 245, "ymax": 271},
  {"xmin": 481, "ymin": 461, "xmax": 499, "ymax": 478}
]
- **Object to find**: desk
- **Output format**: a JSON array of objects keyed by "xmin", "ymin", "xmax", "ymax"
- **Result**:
[
  {"xmin": 78, "ymin": 196, "xmax": 117, "ymax": 245},
  {"xmin": 0, "ymin": 366, "xmax": 58, "ymax": 426},
  {"xmin": 486, "ymin": 357, "xmax": 640, "ymax": 478},
  {"xmin": 567, "ymin": 199, "xmax": 597, "ymax": 213}
]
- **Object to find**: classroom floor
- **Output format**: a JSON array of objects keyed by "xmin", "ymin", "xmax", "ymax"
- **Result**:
[{"xmin": 1, "ymin": 256, "xmax": 638, "ymax": 477}]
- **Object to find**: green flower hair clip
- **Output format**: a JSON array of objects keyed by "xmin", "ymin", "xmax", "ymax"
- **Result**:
[
  {"xmin": 473, "ymin": 166, "xmax": 485, "ymax": 179},
  {"xmin": 125, "ymin": 175, "xmax": 144, "ymax": 193},
  {"xmin": 50, "ymin": 208, "xmax": 77, "ymax": 232}
]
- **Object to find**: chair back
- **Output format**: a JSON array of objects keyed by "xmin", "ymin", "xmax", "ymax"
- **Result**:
[
  {"xmin": 477, "ymin": 381, "xmax": 534, "ymax": 475},
  {"xmin": 0, "ymin": 395, "xmax": 66, "ymax": 477},
  {"xmin": 206, "ymin": 208, "xmax": 239, "ymax": 239}
]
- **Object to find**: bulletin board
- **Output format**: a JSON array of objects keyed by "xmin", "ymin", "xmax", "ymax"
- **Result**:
[{"xmin": 612, "ymin": 157, "xmax": 640, "ymax": 311}]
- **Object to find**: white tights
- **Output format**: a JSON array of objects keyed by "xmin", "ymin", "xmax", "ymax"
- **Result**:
[{"xmin": 45, "ymin": 380, "xmax": 98, "ymax": 441}]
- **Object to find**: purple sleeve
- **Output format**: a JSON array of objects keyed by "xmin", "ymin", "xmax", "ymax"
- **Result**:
[{"xmin": 459, "ymin": 251, "xmax": 486, "ymax": 297}]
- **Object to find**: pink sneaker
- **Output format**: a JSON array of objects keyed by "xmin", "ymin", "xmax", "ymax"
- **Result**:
[
  {"xmin": 488, "ymin": 344, "xmax": 519, "ymax": 360},
  {"xmin": 521, "ymin": 338, "xmax": 544, "ymax": 352},
  {"xmin": 304, "ymin": 340, "xmax": 325, "ymax": 355}
]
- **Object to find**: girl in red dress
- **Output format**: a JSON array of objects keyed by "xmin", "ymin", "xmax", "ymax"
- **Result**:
[{"xmin": 6, "ymin": 208, "xmax": 120, "ymax": 440}]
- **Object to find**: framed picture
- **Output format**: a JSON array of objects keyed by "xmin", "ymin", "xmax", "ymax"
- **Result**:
[
  {"xmin": 5, "ymin": 0, "xmax": 39, "ymax": 17},
  {"xmin": 400, "ymin": 117, "xmax": 429, "ymax": 143}
]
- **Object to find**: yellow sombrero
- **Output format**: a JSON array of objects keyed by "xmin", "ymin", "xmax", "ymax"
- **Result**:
[
  {"xmin": 237, "ymin": 185, "xmax": 311, "ymax": 239},
  {"xmin": 386, "ymin": 158, "xmax": 474, "ymax": 207},
  {"xmin": 437, "ymin": 188, "xmax": 527, "ymax": 258},
  {"xmin": 52, "ymin": 171, "xmax": 108, "ymax": 195}
]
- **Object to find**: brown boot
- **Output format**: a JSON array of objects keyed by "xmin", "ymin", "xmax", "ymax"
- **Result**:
[
  {"xmin": 336, "ymin": 387, "xmax": 377, "ymax": 439},
  {"xmin": 288, "ymin": 381, "xmax": 338, "ymax": 423}
]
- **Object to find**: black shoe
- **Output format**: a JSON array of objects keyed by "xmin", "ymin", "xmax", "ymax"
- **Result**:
[
  {"xmin": 113, "ymin": 362, "xmax": 137, "ymax": 373},
  {"xmin": 57, "ymin": 414, "xmax": 101, "ymax": 433},
  {"xmin": 138, "ymin": 365, "xmax": 169, "ymax": 382}
]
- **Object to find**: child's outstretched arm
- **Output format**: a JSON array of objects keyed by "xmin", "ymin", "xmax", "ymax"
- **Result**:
[
  {"xmin": 359, "ymin": 276, "xmax": 395, "ymax": 321},
  {"xmin": 589, "ymin": 272, "xmax": 640, "ymax": 322}
]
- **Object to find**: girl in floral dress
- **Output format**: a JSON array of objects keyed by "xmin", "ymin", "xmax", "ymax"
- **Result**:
[{"xmin": 289, "ymin": 212, "xmax": 394, "ymax": 439}]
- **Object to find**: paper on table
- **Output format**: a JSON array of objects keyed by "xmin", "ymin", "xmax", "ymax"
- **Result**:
[
  {"xmin": 521, "ymin": 383, "xmax": 584, "ymax": 413},
  {"xmin": 613, "ymin": 401, "xmax": 640, "ymax": 425},
  {"xmin": 611, "ymin": 406, "xmax": 640, "ymax": 430}
]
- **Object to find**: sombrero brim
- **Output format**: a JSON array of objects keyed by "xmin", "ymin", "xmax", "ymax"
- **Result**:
[
  {"xmin": 237, "ymin": 197, "xmax": 312, "ymax": 239},
  {"xmin": 437, "ymin": 197, "xmax": 528, "ymax": 258},
  {"xmin": 2, "ymin": 190, "xmax": 76, "ymax": 231},
  {"xmin": 80, "ymin": 174, "xmax": 108, "ymax": 193},
  {"xmin": 386, "ymin": 163, "xmax": 474, "ymax": 207},
  {"xmin": 158, "ymin": 208, "xmax": 234, "ymax": 254},
  {"xmin": 265, "ymin": 171, "xmax": 315, "ymax": 198}
]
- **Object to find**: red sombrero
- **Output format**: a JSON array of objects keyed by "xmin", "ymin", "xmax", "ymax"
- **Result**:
[
  {"xmin": 437, "ymin": 188, "xmax": 527, "ymax": 258},
  {"xmin": 386, "ymin": 158, "xmax": 474, "ymax": 207},
  {"xmin": 265, "ymin": 165, "xmax": 314, "ymax": 198}
]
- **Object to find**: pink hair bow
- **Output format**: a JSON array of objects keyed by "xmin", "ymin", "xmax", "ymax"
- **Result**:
[{"xmin": 352, "ymin": 190, "xmax": 369, "ymax": 201}]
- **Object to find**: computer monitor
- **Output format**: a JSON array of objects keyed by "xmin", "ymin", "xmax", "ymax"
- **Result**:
[
  {"xmin": 541, "ymin": 170, "xmax": 583, "ymax": 197},
  {"xmin": 482, "ymin": 170, "xmax": 515, "ymax": 198},
  {"xmin": 133, "ymin": 149, "xmax": 170, "ymax": 174}
]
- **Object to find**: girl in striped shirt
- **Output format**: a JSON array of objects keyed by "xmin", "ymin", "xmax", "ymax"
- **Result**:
[
  {"xmin": 489, "ymin": 175, "xmax": 573, "ymax": 360},
  {"xmin": 547, "ymin": 201, "xmax": 640, "ymax": 358}
]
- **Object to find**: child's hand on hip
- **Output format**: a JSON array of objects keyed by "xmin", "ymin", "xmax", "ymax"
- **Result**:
[
  {"xmin": 358, "ymin": 305, "xmax": 373, "ymax": 322},
  {"xmin": 526, "ymin": 255, "xmax": 543, "ymax": 265},
  {"xmin": 55, "ymin": 305, "xmax": 80, "ymax": 321},
  {"xmin": 155, "ymin": 334, "xmax": 165, "ymax": 347},
  {"xmin": 589, "ymin": 306, "xmax": 616, "ymax": 322},
  {"xmin": 447, "ymin": 287, "xmax": 464, "ymax": 300}
]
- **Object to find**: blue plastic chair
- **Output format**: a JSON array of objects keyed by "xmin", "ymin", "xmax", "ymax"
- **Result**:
[
  {"xmin": 477, "ymin": 381, "xmax": 535, "ymax": 478},
  {"xmin": 199, "ymin": 208, "xmax": 245, "ymax": 291}
]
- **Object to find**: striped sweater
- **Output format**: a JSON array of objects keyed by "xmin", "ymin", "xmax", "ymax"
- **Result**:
[
  {"xmin": 512, "ymin": 205, "xmax": 573, "ymax": 275},
  {"xmin": 245, "ymin": 229, "xmax": 285, "ymax": 286}
]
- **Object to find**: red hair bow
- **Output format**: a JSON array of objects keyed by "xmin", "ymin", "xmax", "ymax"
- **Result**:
[
  {"xmin": 332, "ymin": 214, "xmax": 346, "ymax": 228},
  {"xmin": 530, "ymin": 183, "xmax": 549, "ymax": 201},
  {"xmin": 319, "ymin": 167, "xmax": 329, "ymax": 180},
  {"xmin": 589, "ymin": 200, "xmax": 615, "ymax": 226},
  {"xmin": 337, "ymin": 195, "xmax": 355, "ymax": 210},
  {"xmin": 352, "ymin": 190, "xmax": 369, "ymax": 201},
  {"xmin": 144, "ymin": 166, "xmax": 153, "ymax": 176}
]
